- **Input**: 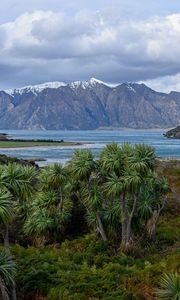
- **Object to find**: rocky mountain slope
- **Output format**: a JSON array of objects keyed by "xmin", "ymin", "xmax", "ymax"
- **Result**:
[{"xmin": 0, "ymin": 78, "xmax": 180, "ymax": 130}]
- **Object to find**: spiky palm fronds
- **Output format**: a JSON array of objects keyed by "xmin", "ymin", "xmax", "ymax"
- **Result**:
[
  {"xmin": 0, "ymin": 251, "xmax": 16, "ymax": 286},
  {"xmin": 130, "ymin": 144, "xmax": 155, "ymax": 174},
  {"xmin": 0, "ymin": 251, "xmax": 16, "ymax": 300},
  {"xmin": 103, "ymin": 173, "xmax": 123, "ymax": 197},
  {"xmin": 1, "ymin": 164, "xmax": 37, "ymax": 200},
  {"xmin": 24, "ymin": 208, "xmax": 54, "ymax": 236},
  {"xmin": 40, "ymin": 163, "xmax": 68, "ymax": 190},
  {"xmin": 137, "ymin": 189, "xmax": 153, "ymax": 221},
  {"xmin": 69, "ymin": 149, "xmax": 95, "ymax": 181},
  {"xmin": 0, "ymin": 188, "xmax": 14, "ymax": 224},
  {"xmin": 100, "ymin": 142, "xmax": 124, "ymax": 176},
  {"xmin": 156, "ymin": 272, "xmax": 180, "ymax": 300}
]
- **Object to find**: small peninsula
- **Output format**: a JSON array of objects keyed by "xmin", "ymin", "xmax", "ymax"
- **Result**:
[
  {"xmin": 164, "ymin": 125, "xmax": 180, "ymax": 139},
  {"xmin": 0, "ymin": 133, "xmax": 81, "ymax": 148}
]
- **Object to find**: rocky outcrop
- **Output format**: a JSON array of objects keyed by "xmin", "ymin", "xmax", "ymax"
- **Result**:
[
  {"xmin": 0, "ymin": 154, "xmax": 39, "ymax": 168},
  {"xmin": 0, "ymin": 79, "xmax": 180, "ymax": 130},
  {"xmin": 164, "ymin": 126, "xmax": 180, "ymax": 139}
]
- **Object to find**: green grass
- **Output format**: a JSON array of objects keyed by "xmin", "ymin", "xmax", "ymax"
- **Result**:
[{"xmin": 0, "ymin": 141, "xmax": 81, "ymax": 148}]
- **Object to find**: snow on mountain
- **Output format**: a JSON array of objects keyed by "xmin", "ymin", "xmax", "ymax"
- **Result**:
[
  {"xmin": 5, "ymin": 81, "xmax": 67, "ymax": 96},
  {"xmin": 69, "ymin": 78, "xmax": 116, "ymax": 89},
  {"xmin": 5, "ymin": 78, "xmax": 117, "ymax": 96},
  {"xmin": 124, "ymin": 83, "xmax": 136, "ymax": 93}
]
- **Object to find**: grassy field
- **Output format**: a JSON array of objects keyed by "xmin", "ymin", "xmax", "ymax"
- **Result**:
[{"xmin": 0, "ymin": 140, "xmax": 81, "ymax": 148}]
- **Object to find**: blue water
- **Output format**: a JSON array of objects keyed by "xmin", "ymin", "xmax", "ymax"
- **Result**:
[{"xmin": 0, "ymin": 130, "xmax": 180, "ymax": 165}]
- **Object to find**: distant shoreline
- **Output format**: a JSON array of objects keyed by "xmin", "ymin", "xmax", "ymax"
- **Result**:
[
  {"xmin": 0, "ymin": 128, "xmax": 170, "ymax": 132},
  {"xmin": 0, "ymin": 139, "xmax": 83, "ymax": 149}
]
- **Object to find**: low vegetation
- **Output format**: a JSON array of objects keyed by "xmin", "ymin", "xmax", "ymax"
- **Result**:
[
  {"xmin": 0, "ymin": 143, "xmax": 179, "ymax": 300},
  {"xmin": 0, "ymin": 140, "xmax": 81, "ymax": 148}
]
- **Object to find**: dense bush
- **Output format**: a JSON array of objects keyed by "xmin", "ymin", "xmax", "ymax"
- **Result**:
[{"xmin": 11, "ymin": 235, "xmax": 180, "ymax": 299}]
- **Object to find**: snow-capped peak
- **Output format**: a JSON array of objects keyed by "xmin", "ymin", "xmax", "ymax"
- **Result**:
[
  {"xmin": 6, "ymin": 81, "xmax": 66, "ymax": 96},
  {"xmin": 124, "ymin": 82, "xmax": 136, "ymax": 93},
  {"xmin": 89, "ymin": 78, "xmax": 119, "ymax": 88},
  {"xmin": 5, "ymin": 78, "xmax": 118, "ymax": 96},
  {"xmin": 69, "ymin": 78, "xmax": 112, "ymax": 90}
]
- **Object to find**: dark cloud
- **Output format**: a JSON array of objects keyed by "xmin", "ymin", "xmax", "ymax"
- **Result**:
[{"xmin": 0, "ymin": 10, "xmax": 180, "ymax": 91}]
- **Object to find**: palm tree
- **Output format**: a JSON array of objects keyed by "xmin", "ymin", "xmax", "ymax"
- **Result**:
[
  {"xmin": 0, "ymin": 164, "xmax": 37, "ymax": 248},
  {"xmin": 40, "ymin": 163, "xmax": 68, "ymax": 210},
  {"xmin": 0, "ymin": 188, "xmax": 15, "ymax": 300},
  {"xmin": 0, "ymin": 164, "xmax": 37, "ymax": 300},
  {"xmin": 100, "ymin": 142, "xmax": 125, "ymax": 177},
  {"xmin": 102, "ymin": 142, "xmax": 156, "ymax": 252},
  {"xmin": 82, "ymin": 177, "xmax": 107, "ymax": 241},
  {"xmin": 0, "ymin": 188, "xmax": 14, "ymax": 248},
  {"xmin": 69, "ymin": 150, "xmax": 107, "ymax": 241},
  {"xmin": 24, "ymin": 205, "xmax": 54, "ymax": 246},
  {"xmin": 0, "ymin": 251, "xmax": 16, "ymax": 300},
  {"xmin": 40, "ymin": 163, "xmax": 67, "ymax": 190},
  {"xmin": 129, "ymin": 144, "xmax": 155, "ymax": 175},
  {"xmin": 156, "ymin": 272, "xmax": 180, "ymax": 300},
  {"xmin": 24, "ymin": 164, "xmax": 72, "ymax": 245},
  {"xmin": 145, "ymin": 176, "xmax": 169, "ymax": 240},
  {"xmin": 69, "ymin": 149, "xmax": 96, "ymax": 181},
  {"xmin": 1, "ymin": 163, "xmax": 37, "ymax": 201}
]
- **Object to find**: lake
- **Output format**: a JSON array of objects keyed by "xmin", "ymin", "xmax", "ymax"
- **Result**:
[{"xmin": 0, "ymin": 129, "xmax": 180, "ymax": 166}]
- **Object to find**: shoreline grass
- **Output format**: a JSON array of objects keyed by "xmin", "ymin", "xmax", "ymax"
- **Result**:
[{"xmin": 0, "ymin": 140, "xmax": 82, "ymax": 148}]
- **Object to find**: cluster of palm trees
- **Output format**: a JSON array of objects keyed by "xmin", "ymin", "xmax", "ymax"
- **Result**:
[
  {"xmin": 0, "ymin": 142, "xmax": 173, "ymax": 299},
  {"xmin": 68, "ymin": 143, "xmax": 169, "ymax": 251},
  {"xmin": 0, "ymin": 163, "xmax": 36, "ymax": 299}
]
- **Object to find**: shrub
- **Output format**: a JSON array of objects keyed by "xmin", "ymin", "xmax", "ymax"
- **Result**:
[{"xmin": 156, "ymin": 272, "xmax": 180, "ymax": 299}]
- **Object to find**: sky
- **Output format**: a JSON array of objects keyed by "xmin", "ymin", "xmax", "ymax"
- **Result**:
[{"xmin": 1, "ymin": 0, "xmax": 180, "ymax": 92}]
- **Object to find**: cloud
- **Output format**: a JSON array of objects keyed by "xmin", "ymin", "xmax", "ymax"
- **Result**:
[
  {"xmin": 0, "ymin": 10, "xmax": 180, "ymax": 90},
  {"xmin": 142, "ymin": 73, "xmax": 180, "ymax": 93}
]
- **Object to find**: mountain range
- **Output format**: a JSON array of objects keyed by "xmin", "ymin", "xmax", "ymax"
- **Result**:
[{"xmin": 0, "ymin": 78, "xmax": 179, "ymax": 130}]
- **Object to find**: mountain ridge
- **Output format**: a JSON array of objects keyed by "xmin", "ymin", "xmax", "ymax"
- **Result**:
[
  {"xmin": 4, "ymin": 78, "xmax": 176, "ymax": 97},
  {"xmin": 0, "ymin": 78, "xmax": 180, "ymax": 130},
  {"xmin": 4, "ymin": 78, "xmax": 117, "ymax": 96}
]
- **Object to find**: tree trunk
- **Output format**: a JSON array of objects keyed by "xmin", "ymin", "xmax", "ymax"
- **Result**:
[
  {"xmin": 96, "ymin": 212, "xmax": 107, "ymax": 241},
  {"xmin": 11, "ymin": 282, "xmax": 17, "ymax": 300},
  {"xmin": 120, "ymin": 217, "xmax": 133, "ymax": 253},
  {"xmin": 146, "ymin": 197, "xmax": 167, "ymax": 240},
  {"xmin": 120, "ymin": 195, "xmax": 138, "ymax": 253},
  {"xmin": 33, "ymin": 236, "xmax": 46, "ymax": 247},
  {"xmin": 3, "ymin": 224, "xmax": 10, "ymax": 249},
  {"xmin": 121, "ymin": 221, "xmax": 127, "ymax": 244},
  {"xmin": 146, "ymin": 210, "xmax": 160, "ymax": 240},
  {"xmin": 0, "ymin": 277, "xmax": 9, "ymax": 300},
  {"xmin": 120, "ymin": 193, "xmax": 129, "ymax": 251},
  {"xmin": 3, "ymin": 225, "xmax": 17, "ymax": 300},
  {"xmin": 59, "ymin": 187, "xmax": 63, "ymax": 211}
]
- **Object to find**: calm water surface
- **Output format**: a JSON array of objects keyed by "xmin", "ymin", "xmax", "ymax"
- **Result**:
[{"xmin": 0, "ymin": 130, "xmax": 180, "ymax": 165}]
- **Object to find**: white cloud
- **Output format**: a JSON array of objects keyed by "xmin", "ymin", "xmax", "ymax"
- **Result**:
[
  {"xmin": 1, "ymin": 10, "xmax": 180, "ymax": 90},
  {"xmin": 142, "ymin": 73, "xmax": 180, "ymax": 93}
]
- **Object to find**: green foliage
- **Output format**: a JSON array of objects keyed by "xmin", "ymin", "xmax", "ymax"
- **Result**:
[
  {"xmin": 40, "ymin": 163, "xmax": 68, "ymax": 190},
  {"xmin": 11, "ymin": 238, "xmax": 180, "ymax": 300},
  {"xmin": 13, "ymin": 246, "xmax": 59, "ymax": 295},
  {"xmin": 68, "ymin": 149, "xmax": 96, "ymax": 181},
  {"xmin": 24, "ymin": 163, "xmax": 73, "ymax": 244},
  {"xmin": 0, "ymin": 250, "xmax": 16, "ymax": 299},
  {"xmin": 0, "ymin": 145, "xmax": 178, "ymax": 300},
  {"xmin": 157, "ymin": 216, "xmax": 180, "ymax": 245},
  {"xmin": 0, "ymin": 250, "xmax": 16, "ymax": 286},
  {"xmin": 156, "ymin": 272, "xmax": 180, "ymax": 300},
  {"xmin": 0, "ymin": 188, "xmax": 14, "ymax": 223},
  {"xmin": 1, "ymin": 163, "xmax": 37, "ymax": 200}
]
